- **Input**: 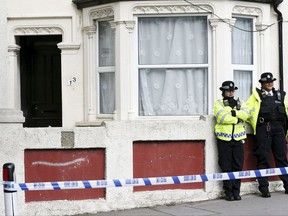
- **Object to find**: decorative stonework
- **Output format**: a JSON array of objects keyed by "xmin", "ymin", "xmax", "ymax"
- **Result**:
[
  {"xmin": 57, "ymin": 42, "xmax": 81, "ymax": 54},
  {"xmin": 57, "ymin": 43, "xmax": 81, "ymax": 51},
  {"xmin": 8, "ymin": 44, "xmax": 20, "ymax": 53},
  {"xmin": 83, "ymin": 26, "xmax": 96, "ymax": 38},
  {"xmin": 89, "ymin": 7, "xmax": 114, "ymax": 20},
  {"xmin": 233, "ymin": 5, "xmax": 262, "ymax": 17},
  {"xmin": 124, "ymin": 21, "xmax": 135, "ymax": 32},
  {"xmin": 83, "ymin": 26, "xmax": 96, "ymax": 33},
  {"xmin": 255, "ymin": 22, "xmax": 270, "ymax": 32},
  {"xmin": 132, "ymin": 4, "xmax": 213, "ymax": 14},
  {"xmin": 13, "ymin": 26, "xmax": 63, "ymax": 35},
  {"xmin": 110, "ymin": 21, "xmax": 135, "ymax": 32}
]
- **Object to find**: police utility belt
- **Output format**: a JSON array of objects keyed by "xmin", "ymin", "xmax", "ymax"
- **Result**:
[
  {"xmin": 257, "ymin": 117, "xmax": 284, "ymax": 132},
  {"xmin": 257, "ymin": 117, "xmax": 283, "ymax": 126}
]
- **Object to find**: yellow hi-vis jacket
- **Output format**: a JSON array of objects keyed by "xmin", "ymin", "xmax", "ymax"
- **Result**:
[
  {"xmin": 246, "ymin": 88, "xmax": 288, "ymax": 135},
  {"xmin": 214, "ymin": 98, "xmax": 249, "ymax": 141}
]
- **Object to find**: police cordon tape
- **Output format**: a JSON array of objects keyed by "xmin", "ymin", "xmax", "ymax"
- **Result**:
[{"xmin": 3, "ymin": 167, "xmax": 288, "ymax": 191}]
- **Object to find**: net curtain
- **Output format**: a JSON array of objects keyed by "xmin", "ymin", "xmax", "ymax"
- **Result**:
[{"xmin": 138, "ymin": 17, "xmax": 208, "ymax": 116}]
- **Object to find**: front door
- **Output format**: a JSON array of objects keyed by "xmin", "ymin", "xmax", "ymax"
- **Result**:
[{"xmin": 20, "ymin": 35, "xmax": 62, "ymax": 127}]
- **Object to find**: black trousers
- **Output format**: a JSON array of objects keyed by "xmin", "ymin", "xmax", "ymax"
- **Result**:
[
  {"xmin": 217, "ymin": 139, "xmax": 244, "ymax": 196},
  {"xmin": 254, "ymin": 123, "xmax": 288, "ymax": 192}
]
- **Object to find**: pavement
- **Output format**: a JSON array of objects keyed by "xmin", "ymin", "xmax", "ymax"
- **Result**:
[{"xmin": 73, "ymin": 191, "xmax": 288, "ymax": 216}]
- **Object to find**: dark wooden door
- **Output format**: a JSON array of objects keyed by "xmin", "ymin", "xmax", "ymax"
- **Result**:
[{"xmin": 20, "ymin": 36, "xmax": 62, "ymax": 127}]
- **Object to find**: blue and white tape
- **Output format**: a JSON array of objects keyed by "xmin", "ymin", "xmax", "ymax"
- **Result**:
[{"xmin": 3, "ymin": 167, "xmax": 288, "ymax": 191}]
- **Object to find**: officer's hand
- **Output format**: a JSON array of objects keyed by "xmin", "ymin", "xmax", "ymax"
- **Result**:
[{"xmin": 231, "ymin": 110, "xmax": 236, "ymax": 117}]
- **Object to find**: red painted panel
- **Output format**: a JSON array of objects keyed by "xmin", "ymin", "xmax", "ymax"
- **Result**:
[
  {"xmin": 24, "ymin": 149, "xmax": 105, "ymax": 202},
  {"xmin": 243, "ymin": 135, "xmax": 280, "ymax": 182},
  {"xmin": 133, "ymin": 141, "xmax": 205, "ymax": 191}
]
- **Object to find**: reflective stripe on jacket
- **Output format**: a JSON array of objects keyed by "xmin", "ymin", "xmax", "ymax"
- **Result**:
[{"xmin": 214, "ymin": 99, "xmax": 249, "ymax": 141}]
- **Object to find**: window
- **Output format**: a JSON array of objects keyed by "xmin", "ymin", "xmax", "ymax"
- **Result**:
[
  {"xmin": 138, "ymin": 16, "xmax": 208, "ymax": 116},
  {"xmin": 97, "ymin": 20, "xmax": 115, "ymax": 115},
  {"xmin": 232, "ymin": 17, "xmax": 254, "ymax": 101}
]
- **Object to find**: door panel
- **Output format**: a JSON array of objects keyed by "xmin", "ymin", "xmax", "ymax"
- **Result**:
[{"xmin": 20, "ymin": 36, "xmax": 62, "ymax": 127}]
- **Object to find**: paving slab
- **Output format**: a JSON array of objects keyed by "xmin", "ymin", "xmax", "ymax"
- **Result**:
[{"xmin": 72, "ymin": 192, "xmax": 288, "ymax": 216}]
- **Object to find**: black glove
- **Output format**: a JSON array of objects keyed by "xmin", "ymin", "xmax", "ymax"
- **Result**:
[{"xmin": 231, "ymin": 110, "xmax": 236, "ymax": 117}]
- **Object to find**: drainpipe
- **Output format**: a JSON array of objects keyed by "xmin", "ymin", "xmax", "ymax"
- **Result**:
[{"xmin": 272, "ymin": 0, "xmax": 283, "ymax": 91}]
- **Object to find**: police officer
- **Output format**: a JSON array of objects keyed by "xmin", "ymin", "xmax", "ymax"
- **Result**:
[
  {"xmin": 214, "ymin": 81, "xmax": 249, "ymax": 201},
  {"xmin": 246, "ymin": 72, "xmax": 288, "ymax": 198}
]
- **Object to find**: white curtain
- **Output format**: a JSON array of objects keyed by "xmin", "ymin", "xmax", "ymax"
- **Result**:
[
  {"xmin": 234, "ymin": 70, "xmax": 252, "ymax": 101},
  {"xmin": 99, "ymin": 21, "xmax": 115, "ymax": 67},
  {"xmin": 100, "ymin": 72, "xmax": 115, "ymax": 114},
  {"xmin": 98, "ymin": 21, "xmax": 115, "ymax": 114},
  {"xmin": 138, "ymin": 17, "xmax": 208, "ymax": 116},
  {"xmin": 232, "ymin": 17, "xmax": 253, "ymax": 65},
  {"xmin": 232, "ymin": 17, "xmax": 253, "ymax": 100}
]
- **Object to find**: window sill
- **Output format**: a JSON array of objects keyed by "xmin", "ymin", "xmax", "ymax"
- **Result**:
[{"xmin": 76, "ymin": 120, "xmax": 108, "ymax": 127}]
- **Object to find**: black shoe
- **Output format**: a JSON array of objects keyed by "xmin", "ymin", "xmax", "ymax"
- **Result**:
[
  {"xmin": 261, "ymin": 191, "xmax": 271, "ymax": 198},
  {"xmin": 225, "ymin": 195, "xmax": 234, "ymax": 201},
  {"xmin": 234, "ymin": 195, "xmax": 241, "ymax": 201}
]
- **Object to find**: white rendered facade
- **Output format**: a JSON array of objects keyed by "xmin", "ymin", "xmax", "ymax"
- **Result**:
[{"xmin": 0, "ymin": 0, "xmax": 288, "ymax": 215}]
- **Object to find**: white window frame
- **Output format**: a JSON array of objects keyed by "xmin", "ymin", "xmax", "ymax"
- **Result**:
[
  {"xmin": 231, "ymin": 15, "xmax": 257, "ymax": 100},
  {"xmin": 95, "ymin": 19, "xmax": 116, "ymax": 117},
  {"xmin": 135, "ymin": 14, "xmax": 212, "ymax": 118}
]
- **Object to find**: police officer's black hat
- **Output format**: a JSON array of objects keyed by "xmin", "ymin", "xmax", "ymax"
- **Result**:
[
  {"xmin": 259, "ymin": 72, "xmax": 276, "ymax": 83},
  {"xmin": 219, "ymin": 81, "xmax": 238, "ymax": 91}
]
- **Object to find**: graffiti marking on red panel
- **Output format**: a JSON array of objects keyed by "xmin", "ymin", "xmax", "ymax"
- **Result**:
[{"xmin": 32, "ymin": 158, "xmax": 87, "ymax": 167}]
